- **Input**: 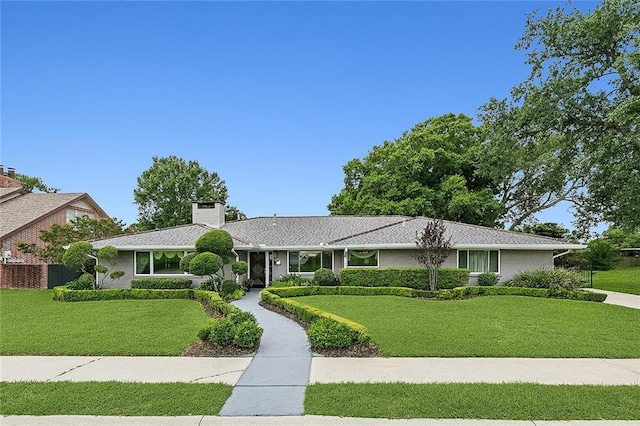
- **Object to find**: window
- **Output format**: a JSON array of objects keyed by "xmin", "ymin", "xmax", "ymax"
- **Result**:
[
  {"xmin": 458, "ymin": 250, "xmax": 499, "ymax": 273},
  {"xmin": 288, "ymin": 251, "xmax": 333, "ymax": 273},
  {"xmin": 347, "ymin": 250, "xmax": 378, "ymax": 267},
  {"xmin": 135, "ymin": 250, "xmax": 193, "ymax": 275},
  {"xmin": 66, "ymin": 209, "xmax": 94, "ymax": 224}
]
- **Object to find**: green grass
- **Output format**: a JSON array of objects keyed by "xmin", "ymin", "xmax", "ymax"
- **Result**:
[
  {"xmin": 296, "ymin": 295, "xmax": 640, "ymax": 357},
  {"xmin": 0, "ymin": 290, "xmax": 211, "ymax": 355},
  {"xmin": 0, "ymin": 381, "xmax": 232, "ymax": 415},
  {"xmin": 305, "ymin": 383, "xmax": 640, "ymax": 420},
  {"xmin": 593, "ymin": 267, "xmax": 640, "ymax": 295}
]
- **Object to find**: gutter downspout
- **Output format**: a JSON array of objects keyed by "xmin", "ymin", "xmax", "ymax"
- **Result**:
[{"xmin": 553, "ymin": 250, "xmax": 571, "ymax": 259}]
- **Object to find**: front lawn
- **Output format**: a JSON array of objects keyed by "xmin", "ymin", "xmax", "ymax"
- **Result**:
[
  {"xmin": 593, "ymin": 267, "xmax": 640, "ymax": 295},
  {"xmin": 295, "ymin": 295, "xmax": 640, "ymax": 357},
  {"xmin": 0, "ymin": 381, "xmax": 232, "ymax": 415},
  {"xmin": 305, "ymin": 383, "xmax": 640, "ymax": 420},
  {"xmin": 0, "ymin": 290, "xmax": 211, "ymax": 355}
]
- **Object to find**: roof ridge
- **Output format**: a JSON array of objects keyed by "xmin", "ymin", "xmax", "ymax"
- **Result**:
[{"xmin": 326, "ymin": 217, "xmax": 416, "ymax": 245}]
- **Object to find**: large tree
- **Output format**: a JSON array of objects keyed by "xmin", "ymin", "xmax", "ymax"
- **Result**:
[
  {"xmin": 134, "ymin": 156, "xmax": 229, "ymax": 230},
  {"xmin": 479, "ymin": 0, "xmax": 639, "ymax": 233},
  {"xmin": 328, "ymin": 114, "xmax": 505, "ymax": 227}
]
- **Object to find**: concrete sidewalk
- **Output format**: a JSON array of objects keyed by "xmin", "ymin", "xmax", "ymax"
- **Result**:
[
  {"xmin": 3, "ymin": 355, "xmax": 640, "ymax": 385},
  {"xmin": 2, "ymin": 416, "xmax": 639, "ymax": 425},
  {"xmin": 0, "ymin": 356, "xmax": 250, "ymax": 384},
  {"xmin": 311, "ymin": 357, "xmax": 640, "ymax": 385}
]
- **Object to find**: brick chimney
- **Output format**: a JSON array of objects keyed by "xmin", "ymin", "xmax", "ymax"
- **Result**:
[{"xmin": 0, "ymin": 166, "xmax": 22, "ymax": 188}]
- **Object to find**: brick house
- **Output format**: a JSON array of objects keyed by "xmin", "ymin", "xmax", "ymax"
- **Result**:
[{"xmin": 0, "ymin": 166, "xmax": 109, "ymax": 288}]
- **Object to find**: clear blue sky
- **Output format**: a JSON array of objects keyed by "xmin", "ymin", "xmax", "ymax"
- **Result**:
[{"xmin": 1, "ymin": 1, "xmax": 598, "ymax": 230}]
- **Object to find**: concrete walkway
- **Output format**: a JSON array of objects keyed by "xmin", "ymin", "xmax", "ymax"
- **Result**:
[
  {"xmin": 586, "ymin": 288, "xmax": 640, "ymax": 309},
  {"xmin": 219, "ymin": 289, "xmax": 311, "ymax": 416}
]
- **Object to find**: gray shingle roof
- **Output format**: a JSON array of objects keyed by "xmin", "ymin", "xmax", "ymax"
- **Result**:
[
  {"xmin": 0, "ymin": 193, "xmax": 89, "ymax": 238},
  {"xmin": 91, "ymin": 215, "xmax": 583, "ymax": 250},
  {"xmin": 92, "ymin": 224, "xmax": 223, "ymax": 249}
]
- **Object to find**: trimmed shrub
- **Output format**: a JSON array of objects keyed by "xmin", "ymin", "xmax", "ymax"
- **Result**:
[
  {"xmin": 195, "ymin": 230, "xmax": 234, "ymax": 255},
  {"xmin": 189, "ymin": 252, "xmax": 223, "ymax": 277},
  {"xmin": 308, "ymin": 318, "xmax": 353, "ymax": 349},
  {"xmin": 209, "ymin": 318, "xmax": 235, "ymax": 346},
  {"xmin": 477, "ymin": 272, "xmax": 499, "ymax": 287},
  {"xmin": 179, "ymin": 253, "xmax": 197, "ymax": 272},
  {"xmin": 314, "ymin": 268, "xmax": 335, "ymax": 286},
  {"xmin": 509, "ymin": 268, "xmax": 583, "ymax": 290},
  {"xmin": 231, "ymin": 261, "xmax": 248, "ymax": 276},
  {"xmin": 338, "ymin": 267, "xmax": 469, "ymax": 289},
  {"xmin": 233, "ymin": 321, "xmax": 263, "ymax": 348},
  {"xmin": 78, "ymin": 273, "xmax": 95, "ymax": 287},
  {"xmin": 228, "ymin": 311, "xmax": 256, "ymax": 326},
  {"xmin": 197, "ymin": 322, "xmax": 214, "ymax": 341},
  {"xmin": 131, "ymin": 278, "xmax": 193, "ymax": 289}
]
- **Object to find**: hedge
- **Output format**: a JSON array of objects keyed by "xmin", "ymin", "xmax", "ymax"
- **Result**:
[
  {"xmin": 261, "ymin": 289, "xmax": 371, "ymax": 346},
  {"xmin": 52, "ymin": 286, "xmax": 248, "ymax": 313},
  {"xmin": 131, "ymin": 278, "xmax": 193, "ymax": 289},
  {"xmin": 264, "ymin": 285, "xmax": 607, "ymax": 303},
  {"xmin": 338, "ymin": 267, "xmax": 469, "ymax": 289}
]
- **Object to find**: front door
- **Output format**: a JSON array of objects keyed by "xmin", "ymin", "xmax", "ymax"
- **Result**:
[{"xmin": 249, "ymin": 252, "xmax": 267, "ymax": 288}]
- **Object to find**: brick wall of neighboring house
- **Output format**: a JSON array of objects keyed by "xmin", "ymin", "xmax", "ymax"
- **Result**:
[
  {"xmin": 0, "ymin": 264, "xmax": 47, "ymax": 288},
  {"xmin": 0, "ymin": 209, "xmax": 68, "ymax": 265}
]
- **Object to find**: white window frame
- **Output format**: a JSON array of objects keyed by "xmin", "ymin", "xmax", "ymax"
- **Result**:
[
  {"xmin": 457, "ymin": 249, "xmax": 500, "ymax": 275},
  {"xmin": 346, "ymin": 249, "xmax": 379, "ymax": 268},
  {"xmin": 287, "ymin": 251, "xmax": 333, "ymax": 274},
  {"xmin": 134, "ymin": 250, "xmax": 194, "ymax": 276}
]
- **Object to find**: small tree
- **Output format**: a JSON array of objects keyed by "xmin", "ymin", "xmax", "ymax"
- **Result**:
[
  {"xmin": 62, "ymin": 241, "xmax": 94, "ymax": 275},
  {"xmin": 62, "ymin": 242, "xmax": 124, "ymax": 289},
  {"xmin": 414, "ymin": 219, "xmax": 453, "ymax": 291},
  {"xmin": 189, "ymin": 252, "xmax": 224, "ymax": 291},
  {"xmin": 94, "ymin": 246, "xmax": 125, "ymax": 288}
]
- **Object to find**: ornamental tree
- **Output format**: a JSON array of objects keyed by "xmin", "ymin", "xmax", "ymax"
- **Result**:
[{"xmin": 414, "ymin": 219, "xmax": 453, "ymax": 291}]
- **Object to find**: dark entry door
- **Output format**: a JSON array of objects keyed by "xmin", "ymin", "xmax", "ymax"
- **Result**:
[{"xmin": 249, "ymin": 252, "xmax": 266, "ymax": 288}]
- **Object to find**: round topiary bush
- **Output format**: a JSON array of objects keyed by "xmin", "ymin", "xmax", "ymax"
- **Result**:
[
  {"xmin": 189, "ymin": 252, "xmax": 223, "ymax": 277},
  {"xmin": 231, "ymin": 261, "xmax": 248, "ymax": 276},
  {"xmin": 477, "ymin": 272, "xmax": 499, "ymax": 287},
  {"xmin": 314, "ymin": 268, "xmax": 335, "ymax": 286},
  {"xmin": 195, "ymin": 230, "xmax": 234, "ymax": 255},
  {"xmin": 179, "ymin": 252, "xmax": 197, "ymax": 272},
  {"xmin": 78, "ymin": 273, "xmax": 95, "ymax": 287}
]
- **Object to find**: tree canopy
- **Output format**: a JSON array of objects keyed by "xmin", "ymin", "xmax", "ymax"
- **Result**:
[
  {"xmin": 328, "ymin": 114, "xmax": 505, "ymax": 227},
  {"xmin": 479, "ymin": 0, "xmax": 640, "ymax": 233},
  {"xmin": 133, "ymin": 156, "xmax": 229, "ymax": 230}
]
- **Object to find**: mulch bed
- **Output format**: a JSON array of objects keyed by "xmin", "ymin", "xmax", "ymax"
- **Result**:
[
  {"xmin": 182, "ymin": 297, "xmax": 379, "ymax": 357},
  {"xmin": 181, "ymin": 300, "xmax": 256, "ymax": 357}
]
